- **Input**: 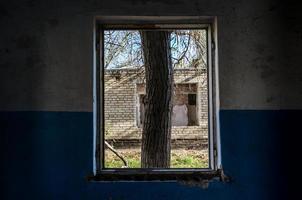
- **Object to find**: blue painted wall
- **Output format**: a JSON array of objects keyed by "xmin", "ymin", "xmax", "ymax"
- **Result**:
[{"xmin": 0, "ymin": 110, "xmax": 295, "ymax": 199}]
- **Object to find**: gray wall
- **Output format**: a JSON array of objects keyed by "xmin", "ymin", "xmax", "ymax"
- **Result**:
[{"xmin": 0, "ymin": 0, "xmax": 301, "ymax": 111}]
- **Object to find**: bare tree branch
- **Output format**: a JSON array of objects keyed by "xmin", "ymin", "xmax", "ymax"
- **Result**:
[
  {"xmin": 104, "ymin": 30, "xmax": 207, "ymax": 69},
  {"xmin": 105, "ymin": 141, "xmax": 128, "ymax": 167}
]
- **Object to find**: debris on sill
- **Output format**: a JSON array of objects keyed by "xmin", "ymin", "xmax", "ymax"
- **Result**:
[{"xmin": 177, "ymin": 168, "xmax": 231, "ymax": 189}]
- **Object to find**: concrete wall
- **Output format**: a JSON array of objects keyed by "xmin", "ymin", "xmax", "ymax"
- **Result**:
[
  {"xmin": 0, "ymin": 0, "xmax": 301, "ymax": 199},
  {"xmin": 1, "ymin": 0, "xmax": 301, "ymax": 111}
]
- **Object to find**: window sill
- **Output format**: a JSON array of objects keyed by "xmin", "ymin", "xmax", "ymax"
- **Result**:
[{"xmin": 86, "ymin": 169, "xmax": 229, "ymax": 185}]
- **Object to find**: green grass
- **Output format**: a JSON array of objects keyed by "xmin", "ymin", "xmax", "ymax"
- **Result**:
[{"xmin": 105, "ymin": 149, "xmax": 208, "ymax": 168}]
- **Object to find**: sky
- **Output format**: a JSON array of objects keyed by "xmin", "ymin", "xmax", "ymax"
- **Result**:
[{"xmin": 104, "ymin": 30, "xmax": 207, "ymax": 69}]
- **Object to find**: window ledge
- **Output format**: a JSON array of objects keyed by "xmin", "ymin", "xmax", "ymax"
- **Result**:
[{"xmin": 86, "ymin": 169, "xmax": 229, "ymax": 186}]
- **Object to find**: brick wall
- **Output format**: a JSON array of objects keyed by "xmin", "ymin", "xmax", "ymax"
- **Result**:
[{"xmin": 104, "ymin": 68, "xmax": 208, "ymax": 141}]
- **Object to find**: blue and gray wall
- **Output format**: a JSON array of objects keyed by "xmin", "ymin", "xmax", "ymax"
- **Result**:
[{"xmin": 0, "ymin": 0, "xmax": 300, "ymax": 199}]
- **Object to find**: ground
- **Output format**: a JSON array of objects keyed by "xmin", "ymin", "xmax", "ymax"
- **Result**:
[{"xmin": 105, "ymin": 148, "xmax": 208, "ymax": 168}]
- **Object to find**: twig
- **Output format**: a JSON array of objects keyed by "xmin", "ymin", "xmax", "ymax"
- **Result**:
[{"xmin": 105, "ymin": 141, "xmax": 128, "ymax": 167}]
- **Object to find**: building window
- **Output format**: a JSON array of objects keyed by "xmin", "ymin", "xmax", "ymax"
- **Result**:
[
  {"xmin": 137, "ymin": 83, "xmax": 200, "ymax": 127},
  {"xmin": 92, "ymin": 16, "xmax": 222, "ymax": 181}
]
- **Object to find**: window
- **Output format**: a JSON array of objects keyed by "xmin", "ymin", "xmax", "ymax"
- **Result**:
[
  {"xmin": 92, "ymin": 16, "xmax": 222, "ymax": 181},
  {"xmin": 137, "ymin": 83, "xmax": 199, "ymax": 127}
]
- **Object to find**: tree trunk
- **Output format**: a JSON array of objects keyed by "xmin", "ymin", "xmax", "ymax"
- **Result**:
[{"xmin": 140, "ymin": 31, "xmax": 174, "ymax": 168}]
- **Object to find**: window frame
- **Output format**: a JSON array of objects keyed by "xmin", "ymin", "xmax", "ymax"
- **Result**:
[
  {"xmin": 92, "ymin": 16, "xmax": 222, "ymax": 181},
  {"xmin": 136, "ymin": 93, "xmax": 145, "ymax": 128}
]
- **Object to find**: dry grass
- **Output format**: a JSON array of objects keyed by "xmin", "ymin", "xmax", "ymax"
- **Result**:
[{"xmin": 105, "ymin": 148, "xmax": 208, "ymax": 168}]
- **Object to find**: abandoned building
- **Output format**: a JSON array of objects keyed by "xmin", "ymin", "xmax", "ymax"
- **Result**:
[
  {"xmin": 1, "ymin": 0, "xmax": 300, "ymax": 199},
  {"xmin": 104, "ymin": 67, "xmax": 208, "ymax": 148}
]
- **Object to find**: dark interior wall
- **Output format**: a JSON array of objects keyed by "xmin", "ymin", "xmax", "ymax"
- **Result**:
[
  {"xmin": 0, "ymin": 0, "xmax": 301, "ymax": 199},
  {"xmin": 0, "ymin": 0, "xmax": 301, "ymax": 111}
]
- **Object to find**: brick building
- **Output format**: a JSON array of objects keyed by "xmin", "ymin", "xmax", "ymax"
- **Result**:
[{"xmin": 104, "ymin": 67, "xmax": 208, "ymax": 148}]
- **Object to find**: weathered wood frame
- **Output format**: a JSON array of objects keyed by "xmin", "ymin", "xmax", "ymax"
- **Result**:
[{"xmin": 91, "ymin": 16, "xmax": 222, "ymax": 181}]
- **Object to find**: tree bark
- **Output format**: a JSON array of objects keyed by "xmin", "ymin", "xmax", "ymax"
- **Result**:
[{"xmin": 140, "ymin": 31, "xmax": 174, "ymax": 168}]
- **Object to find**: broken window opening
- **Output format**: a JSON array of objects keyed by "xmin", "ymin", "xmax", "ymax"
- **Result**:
[{"xmin": 137, "ymin": 83, "xmax": 200, "ymax": 127}]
